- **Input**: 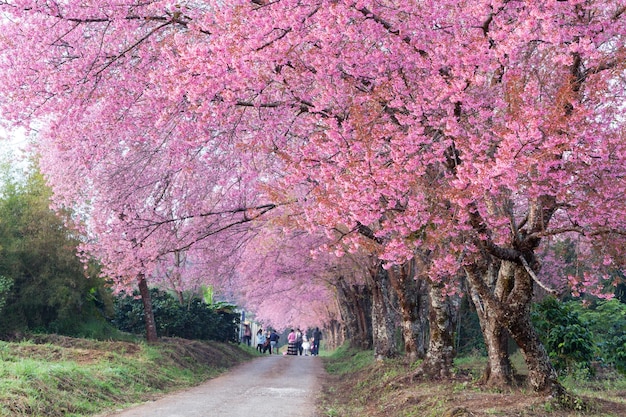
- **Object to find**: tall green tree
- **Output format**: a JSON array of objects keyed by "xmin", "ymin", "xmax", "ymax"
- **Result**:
[{"xmin": 0, "ymin": 163, "xmax": 109, "ymax": 335}]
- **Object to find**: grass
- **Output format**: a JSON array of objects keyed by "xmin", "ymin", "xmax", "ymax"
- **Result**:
[
  {"xmin": 0, "ymin": 334, "xmax": 255, "ymax": 417},
  {"xmin": 323, "ymin": 345, "xmax": 375, "ymax": 375},
  {"xmin": 3, "ymin": 335, "xmax": 624, "ymax": 417},
  {"xmin": 319, "ymin": 347, "xmax": 626, "ymax": 417}
]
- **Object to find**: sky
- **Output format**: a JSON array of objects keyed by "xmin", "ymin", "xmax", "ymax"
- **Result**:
[{"xmin": 0, "ymin": 127, "xmax": 31, "ymax": 177}]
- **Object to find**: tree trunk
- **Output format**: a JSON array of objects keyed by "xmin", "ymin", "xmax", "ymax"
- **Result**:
[
  {"xmin": 137, "ymin": 274, "xmax": 158, "ymax": 343},
  {"xmin": 417, "ymin": 281, "xmax": 456, "ymax": 379},
  {"xmin": 415, "ymin": 278, "xmax": 429, "ymax": 359},
  {"xmin": 324, "ymin": 317, "xmax": 344, "ymax": 350},
  {"xmin": 465, "ymin": 260, "xmax": 564, "ymax": 395},
  {"xmin": 388, "ymin": 260, "xmax": 427, "ymax": 362},
  {"xmin": 468, "ymin": 261, "xmax": 514, "ymax": 386},
  {"xmin": 335, "ymin": 276, "xmax": 372, "ymax": 349},
  {"xmin": 479, "ymin": 305, "xmax": 513, "ymax": 386},
  {"xmin": 502, "ymin": 261, "xmax": 563, "ymax": 395},
  {"xmin": 507, "ymin": 307, "xmax": 562, "ymax": 395},
  {"xmin": 369, "ymin": 263, "xmax": 398, "ymax": 360}
]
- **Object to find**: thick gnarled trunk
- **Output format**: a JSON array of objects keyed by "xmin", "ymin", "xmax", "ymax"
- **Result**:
[
  {"xmin": 468, "ymin": 262, "xmax": 513, "ymax": 386},
  {"xmin": 335, "ymin": 276, "xmax": 372, "ymax": 349},
  {"xmin": 478, "ymin": 307, "xmax": 512, "ymax": 386},
  {"xmin": 417, "ymin": 281, "xmax": 457, "ymax": 379},
  {"xmin": 465, "ymin": 260, "xmax": 563, "ymax": 395},
  {"xmin": 507, "ymin": 308, "xmax": 562, "ymax": 395},
  {"xmin": 388, "ymin": 260, "xmax": 428, "ymax": 362},
  {"xmin": 369, "ymin": 263, "xmax": 398, "ymax": 360},
  {"xmin": 462, "ymin": 195, "xmax": 565, "ymax": 395}
]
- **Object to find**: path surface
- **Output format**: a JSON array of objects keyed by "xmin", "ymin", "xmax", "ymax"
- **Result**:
[{"xmin": 104, "ymin": 354, "xmax": 324, "ymax": 417}]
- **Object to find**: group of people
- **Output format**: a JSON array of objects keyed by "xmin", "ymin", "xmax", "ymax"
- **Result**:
[
  {"xmin": 255, "ymin": 328, "xmax": 282, "ymax": 354},
  {"xmin": 286, "ymin": 327, "xmax": 322, "ymax": 356},
  {"xmin": 253, "ymin": 327, "xmax": 322, "ymax": 356}
]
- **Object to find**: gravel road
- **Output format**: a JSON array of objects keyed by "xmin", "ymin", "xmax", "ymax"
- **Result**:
[{"xmin": 104, "ymin": 354, "xmax": 325, "ymax": 417}]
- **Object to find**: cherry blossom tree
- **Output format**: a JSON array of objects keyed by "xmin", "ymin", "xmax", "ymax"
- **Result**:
[
  {"xmin": 231, "ymin": 227, "xmax": 335, "ymax": 330},
  {"xmin": 48, "ymin": 118, "xmax": 277, "ymax": 340}
]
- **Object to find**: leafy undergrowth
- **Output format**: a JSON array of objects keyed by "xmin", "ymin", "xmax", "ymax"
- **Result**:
[
  {"xmin": 0, "ymin": 334, "xmax": 255, "ymax": 417},
  {"xmin": 319, "ymin": 346, "xmax": 626, "ymax": 417}
]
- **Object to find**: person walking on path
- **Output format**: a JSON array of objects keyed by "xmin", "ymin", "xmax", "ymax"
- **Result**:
[
  {"xmin": 262, "ymin": 330, "xmax": 272, "ymax": 354},
  {"xmin": 296, "ymin": 328, "xmax": 304, "ymax": 355},
  {"xmin": 242, "ymin": 323, "xmax": 252, "ymax": 346},
  {"xmin": 312, "ymin": 327, "xmax": 322, "ymax": 356},
  {"xmin": 287, "ymin": 329, "xmax": 298, "ymax": 355},
  {"xmin": 256, "ymin": 329, "xmax": 266, "ymax": 353},
  {"xmin": 302, "ymin": 334, "xmax": 311, "ymax": 356},
  {"xmin": 269, "ymin": 329, "xmax": 280, "ymax": 354}
]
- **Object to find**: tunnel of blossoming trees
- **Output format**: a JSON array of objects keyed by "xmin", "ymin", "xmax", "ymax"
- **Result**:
[{"xmin": 0, "ymin": 0, "xmax": 625, "ymax": 398}]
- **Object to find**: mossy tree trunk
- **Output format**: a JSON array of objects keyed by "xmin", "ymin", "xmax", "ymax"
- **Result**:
[
  {"xmin": 417, "ymin": 281, "xmax": 457, "ymax": 379},
  {"xmin": 388, "ymin": 260, "xmax": 428, "ymax": 362},
  {"xmin": 369, "ymin": 263, "xmax": 398, "ymax": 360}
]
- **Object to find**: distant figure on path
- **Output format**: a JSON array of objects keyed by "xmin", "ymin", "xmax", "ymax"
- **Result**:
[
  {"xmin": 263, "ymin": 330, "xmax": 272, "ymax": 354},
  {"xmin": 287, "ymin": 329, "xmax": 298, "ymax": 355},
  {"xmin": 296, "ymin": 328, "xmax": 304, "ymax": 355},
  {"xmin": 256, "ymin": 329, "xmax": 266, "ymax": 353},
  {"xmin": 269, "ymin": 329, "xmax": 280, "ymax": 354},
  {"xmin": 312, "ymin": 327, "xmax": 322, "ymax": 356},
  {"xmin": 302, "ymin": 334, "xmax": 311, "ymax": 356},
  {"xmin": 242, "ymin": 323, "xmax": 252, "ymax": 346}
]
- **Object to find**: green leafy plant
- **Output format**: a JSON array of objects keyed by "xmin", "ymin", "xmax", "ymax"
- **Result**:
[
  {"xmin": 569, "ymin": 299, "xmax": 626, "ymax": 374},
  {"xmin": 113, "ymin": 289, "xmax": 239, "ymax": 342},
  {"xmin": 532, "ymin": 297, "xmax": 595, "ymax": 375},
  {"xmin": 0, "ymin": 275, "xmax": 13, "ymax": 313}
]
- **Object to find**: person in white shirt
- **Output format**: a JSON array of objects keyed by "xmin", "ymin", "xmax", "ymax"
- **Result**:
[{"xmin": 301, "ymin": 334, "xmax": 311, "ymax": 356}]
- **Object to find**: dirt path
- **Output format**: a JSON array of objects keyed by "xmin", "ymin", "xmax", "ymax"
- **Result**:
[{"xmin": 104, "ymin": 354, "xmax": 325, "ymax": 417}]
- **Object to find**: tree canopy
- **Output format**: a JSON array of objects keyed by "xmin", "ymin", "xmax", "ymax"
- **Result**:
[{"xmin": 0, "ymin": 1, "xmax": 625, "ymax": 391}]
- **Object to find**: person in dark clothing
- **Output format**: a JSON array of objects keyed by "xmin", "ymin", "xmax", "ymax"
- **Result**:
[
  {"xmin": 242, "ymin": 323, "xmax": 252, "ymax": 346},
  {"xmin": 312, "ymin": 327, "xmax": 322, "ymax": 356},
  {"xmin": 296, "ymin": 328, "xmax": 303, "ymax": 355},
  {"xmin": 269, "ymin": 329, "xmax": 280, "ymax": 354}
]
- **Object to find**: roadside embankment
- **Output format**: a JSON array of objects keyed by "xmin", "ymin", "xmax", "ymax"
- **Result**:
[{"xmin": 0, "ymin": 334, "xmax": 255, "ymax": 417}]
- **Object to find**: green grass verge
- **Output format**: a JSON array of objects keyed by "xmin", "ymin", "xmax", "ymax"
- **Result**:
[
  {"xmin": 0, "ymin": 335, "xmax": 255, "ymax": 417},
  {"xmin": 323, "ymin": 344, "xmax": 375, "ymax": 375}
]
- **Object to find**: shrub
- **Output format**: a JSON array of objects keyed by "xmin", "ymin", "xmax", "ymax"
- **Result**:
[
  {"xmin": 532, "ymin": 297, "xmax": 595, "ymax": 375},
  {"xmin": 569, "ymin": 299, "xmax": 626, "ymax": 374},
  {"xmin": 113, "ymin": 289, "xmax": 239, "ymax": 342},
  {"xmin": 0, "ymin": 275, "xmax": 13, "ymax": 313}
]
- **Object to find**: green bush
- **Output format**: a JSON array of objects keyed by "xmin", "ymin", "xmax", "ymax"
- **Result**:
[
  {"xmin": 569, "ymin": 299, "xmax": 626, "ymax": 374},
  {"xmin": 113, "ymin": 289, "xmax": 239, "ymax": 342},
  {"xmin": 0, "ymin": 167, "xmax": 112, "ymax": 338},
  {"xmin": 0, "ymin": 275, "xmax": 13, "ymax": 313},
  {"xmin": 532, "ymin": 297, "xmax": 595, "ymax": 375}
]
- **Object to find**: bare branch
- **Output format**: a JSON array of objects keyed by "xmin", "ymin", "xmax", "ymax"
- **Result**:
[
  {"xmin": 93, "ymin": 19, "xmax": 173, "ymax": 77},
  {"xmin": 529, "ymin": 226, "xmax": 626, "ymax": 239},
  {"xmin": 519, "ymin": 255, "xmax": 558, "ymax": 295},
  {"xmin": 354, "ymin": 6, "xmax": 427, "ymax": 56}
]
